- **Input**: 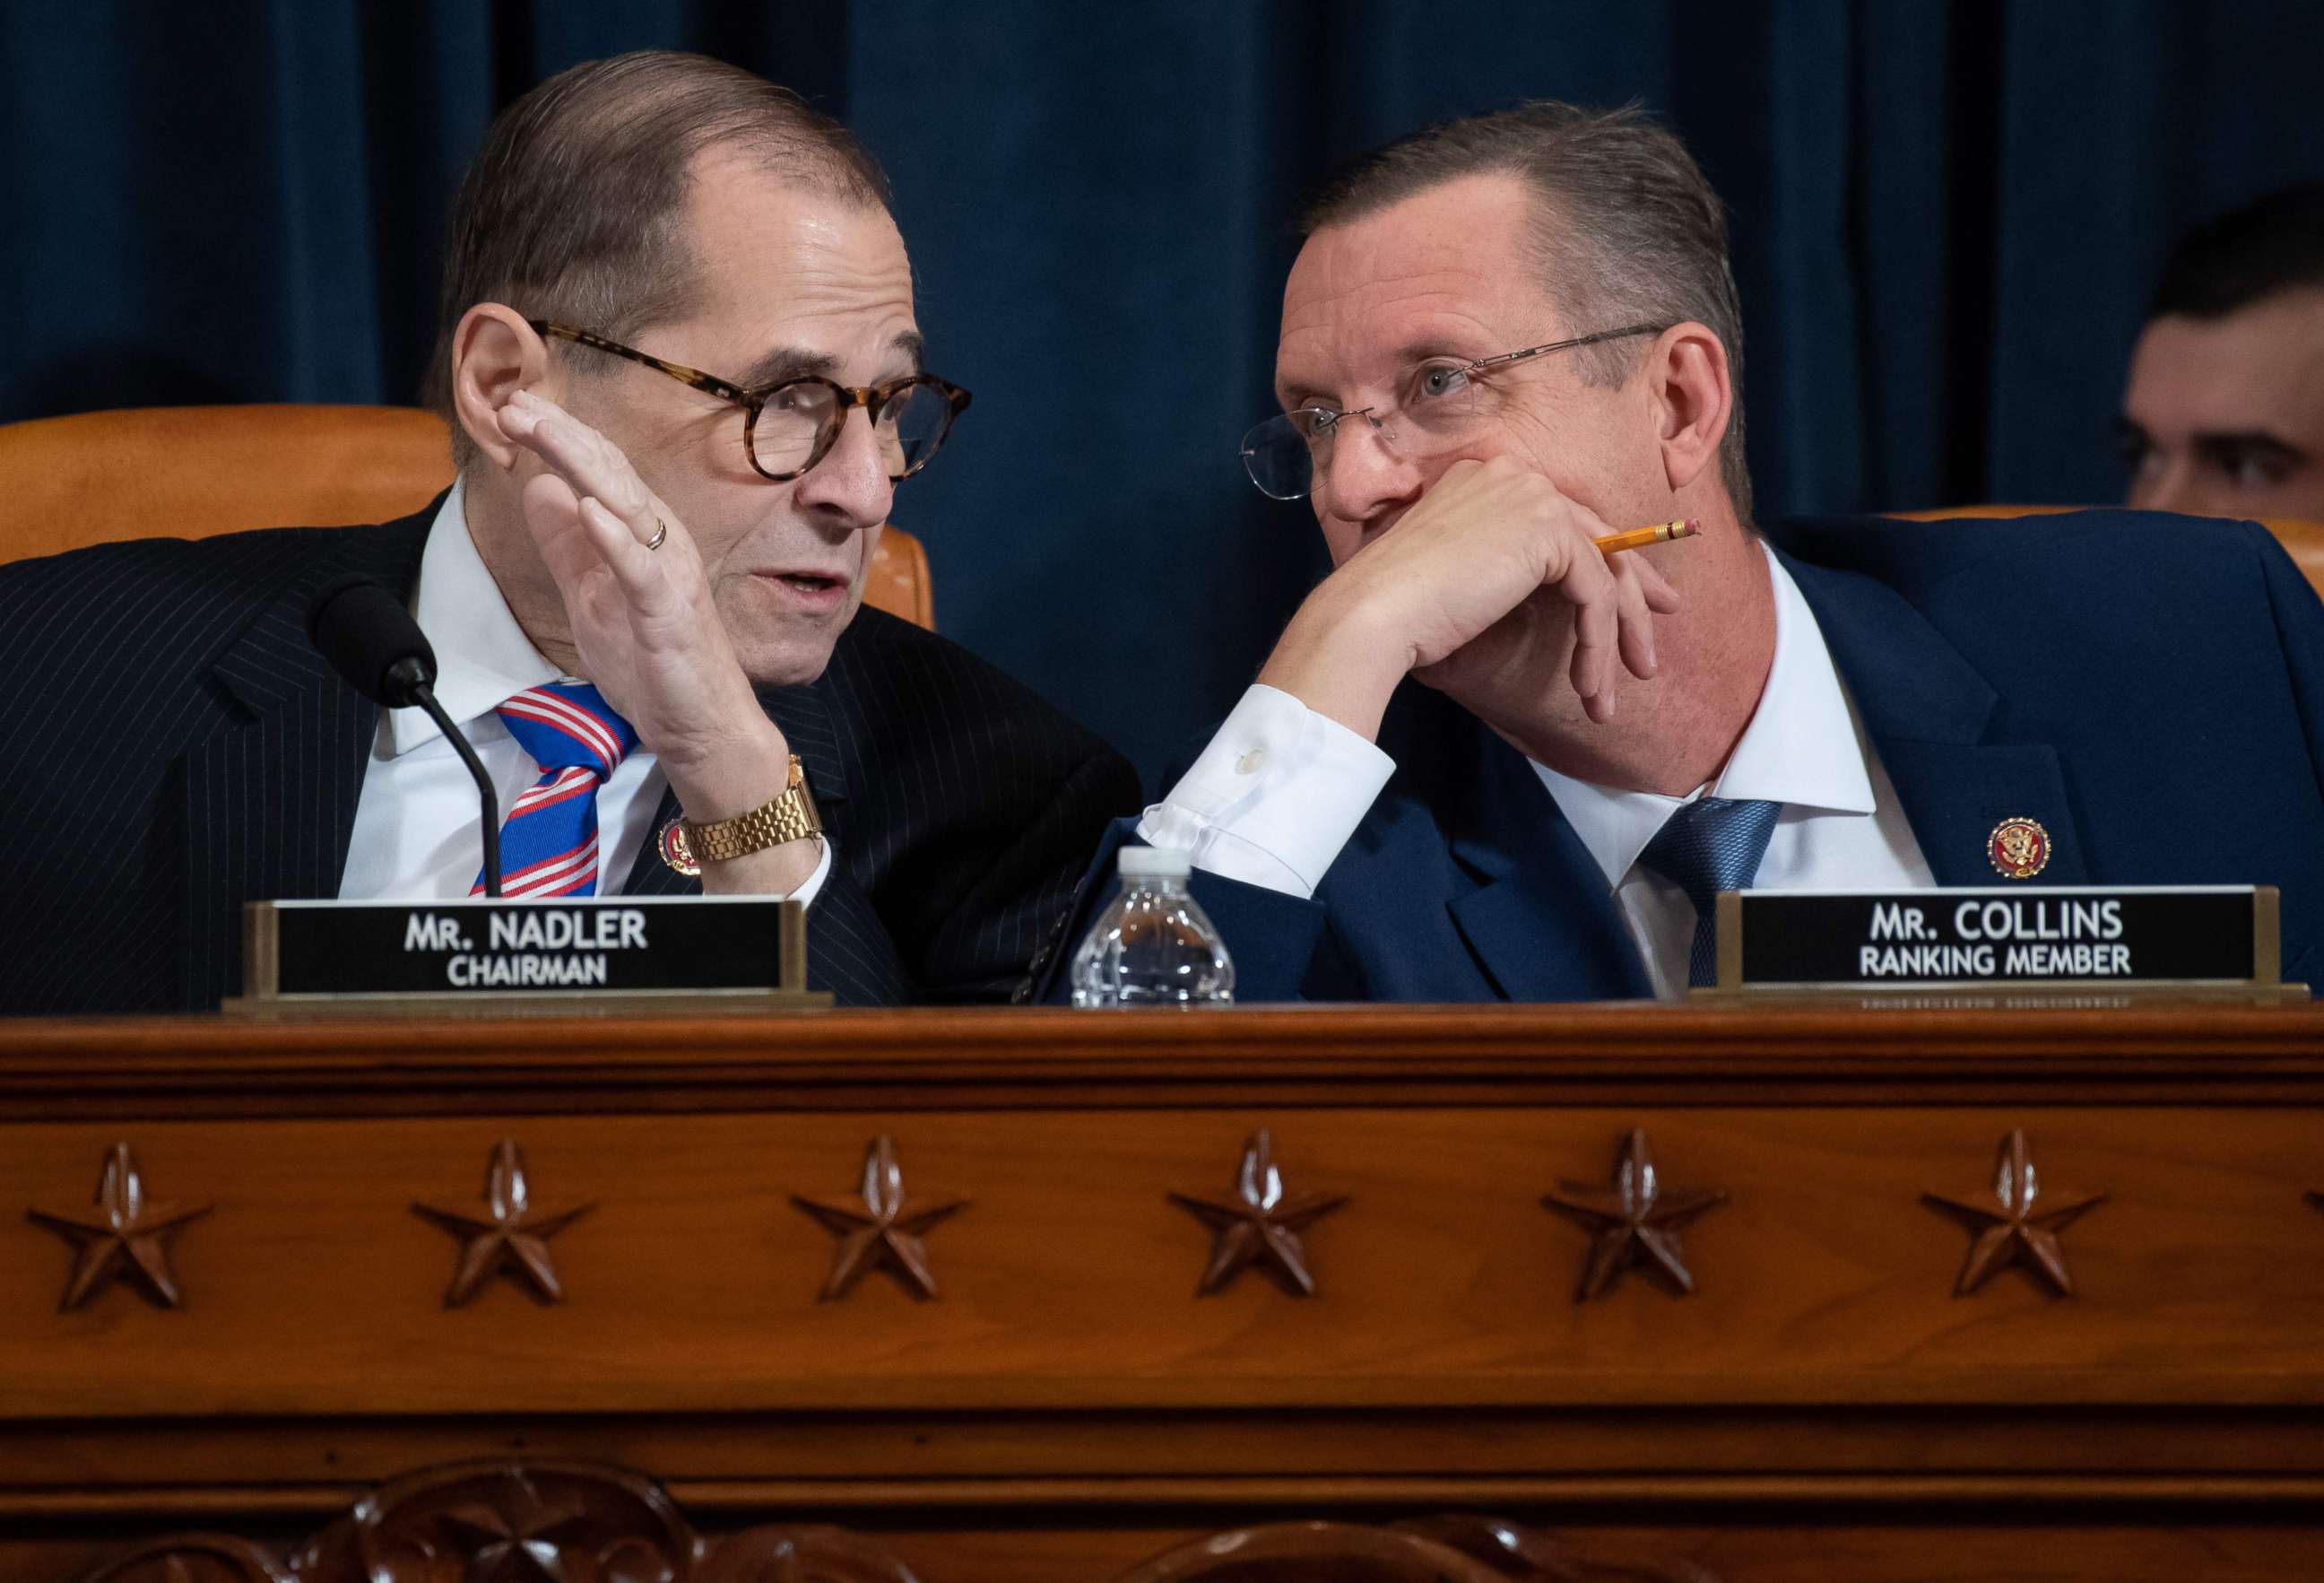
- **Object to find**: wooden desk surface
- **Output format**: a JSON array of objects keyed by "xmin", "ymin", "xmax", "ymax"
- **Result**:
[
  {"xmin": 6, "ymin": 1003, "xmax": 2323, "ymax": 1581},
  {"xmin": 8, "ymin": 997, "xmax": 2322, "ymax": 1109}
]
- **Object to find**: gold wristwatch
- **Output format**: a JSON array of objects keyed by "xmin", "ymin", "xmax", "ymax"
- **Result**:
[{"xmin": 659, "ymin": 754, "xmax": 821, "ymax": 876}]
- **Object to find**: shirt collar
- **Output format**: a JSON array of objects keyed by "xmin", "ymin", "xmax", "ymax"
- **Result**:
[
  {"xmin": 1532, "ymin": 541, "xmax": 1877, "ymax": 890},
  {"xmin": 385, "ymin": 478, "xmax": 561, "ymax": 757}
]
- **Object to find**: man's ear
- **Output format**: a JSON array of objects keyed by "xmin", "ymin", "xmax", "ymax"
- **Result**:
[
  {"xmin": 1649, "ymin": 322, "xmax": 1734, "ymax": 494},
  {"xmin": 448, "ymin": 305, "xmax": 551, "ymax": 471}
]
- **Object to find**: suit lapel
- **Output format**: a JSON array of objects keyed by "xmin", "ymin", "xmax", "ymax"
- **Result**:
[
  {"xmin": 1782, "ymin": 550, "xmax": 2089, "ymax": 885},
  {"xmin": 1872, "ymin": 741, "xmax": 2088, "ymax": 885},
  {"xmin": 620, "ymin": 783, "xmax": 698, "ymax": 897},
  {"xmin": 177, "ymin": 514, "xmax": 431, "ymax": 1004},
  {"xmin": 1441, "ymin": 718, "xmax": 1655, "ymax": 1001}
]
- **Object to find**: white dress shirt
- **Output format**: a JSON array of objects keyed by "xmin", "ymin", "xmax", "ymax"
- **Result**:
[
  {"xmin": 339, "ymin": 481, "xmax": 833, "ymax": 903},
  {"xmin": 1142, "ymin": 544, "xmax": 1930, "ymax": 998},
  {"xmin": 1531, "ymin": 547, "xmax": 1932, "ymax": 996}
]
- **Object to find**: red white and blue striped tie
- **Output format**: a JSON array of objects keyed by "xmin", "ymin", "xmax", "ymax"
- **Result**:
[{"xmin": 471, "ymin": 682, "xmax": 639, "ymax": 899}]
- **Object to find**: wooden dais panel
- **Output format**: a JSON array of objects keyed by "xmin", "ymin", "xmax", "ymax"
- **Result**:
[{"xmin": 0, "ymin": 1003, "xmax": 2319, "ymax": 1581}]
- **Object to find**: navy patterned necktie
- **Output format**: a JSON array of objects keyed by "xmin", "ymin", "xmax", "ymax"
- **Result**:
[
  {"xmin": 1636, "ymin": 796, "xmax": 1782, "ymax": 988},
  {"xmin": 470, "ymin": 682, "xmax": 639, "ymax": 899}
]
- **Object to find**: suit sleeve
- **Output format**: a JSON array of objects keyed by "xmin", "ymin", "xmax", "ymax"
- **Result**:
[
  {"xmin": 1140, "ymin": 684, "xmax": 1396, "ymax": 897},
  {"xmin": 2249, "ymin": 521, "xmax": 2324, "ymax": 994},
  {"xmin": 914, "ymin": 742, "xmax": 1144, "ymax": 1004},
  {"xmin": 804, "ymin": 860, "xmax": 919, "ymax": 1005},
  {"xmin": 2250, "ymin": 523, "xmax": 2324, "ymax": 782}
]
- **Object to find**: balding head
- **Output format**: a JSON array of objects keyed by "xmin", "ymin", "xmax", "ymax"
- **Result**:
[{"xmin": 429, "ymin": 50, "xmax": 890, "ymax": 469}]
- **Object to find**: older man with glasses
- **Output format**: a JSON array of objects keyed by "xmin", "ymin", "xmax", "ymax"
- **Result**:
[
  {"xmin": 0, "ymin": 51, "xmax": 1136, "ymax": 1013},
  {"xmin": 1049, "ymin": 100, "xmax": 2324, "ymax": 1003}
]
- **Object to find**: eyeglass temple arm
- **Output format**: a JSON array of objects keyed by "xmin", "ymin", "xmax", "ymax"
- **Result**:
[{"xmin": 1470, "ymin": 323, "xmax": 1670, "ymax": 373}]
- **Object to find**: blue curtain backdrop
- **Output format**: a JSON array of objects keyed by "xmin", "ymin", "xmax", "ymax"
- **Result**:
[{"xmin": 6, "ymin": 1, "xmax": 2322, "ymax": 782}]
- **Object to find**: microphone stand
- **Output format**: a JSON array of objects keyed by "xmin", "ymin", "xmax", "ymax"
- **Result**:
[
  {"xmin": 309, "ymin": 584, "xmax": 505, "ymax": 900},
  {"xmin": 405, "ymin": 674, "xmax": 501, "ymax": 899}
]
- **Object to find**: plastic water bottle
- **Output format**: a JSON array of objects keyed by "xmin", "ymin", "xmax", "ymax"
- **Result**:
[{"xmin": 1069, "ymin": 846, "xmax": 1236, "ymax": 1007}]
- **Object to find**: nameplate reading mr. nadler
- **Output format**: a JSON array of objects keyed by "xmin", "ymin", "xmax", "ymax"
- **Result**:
[
  {"xmin": 239, "ymin": 897, "xmax": 811, "ymax": 1002},
  {"xmin": 1713, "ymin": 885, "xmax": 2286, "ymax": 992}
]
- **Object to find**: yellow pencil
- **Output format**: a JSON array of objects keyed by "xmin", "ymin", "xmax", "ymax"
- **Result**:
[{"xmin": 1593, "ymin": 518, "xmax": 1698, "ymax": 555}]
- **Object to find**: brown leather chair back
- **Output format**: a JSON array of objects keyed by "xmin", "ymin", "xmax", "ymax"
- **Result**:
[
  {"xmin": 0, "ymin": 404, "xmax": 934, "ymax": 630},
  {"xmin": 1884, "ymin": 502, "xmax": 2324, "ymax": 602}
]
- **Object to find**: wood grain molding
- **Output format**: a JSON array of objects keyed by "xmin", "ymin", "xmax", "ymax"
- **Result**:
[
  {"xmin": 78, "ymin": 1535, "xmax": 285, "ymax": 1583},
  {"xmin": 33, "ymin": 1514, "xmax": 2324, "ymax": 1583},
  {"xmin": 79, "ymin": 1458, "xmax": 918, "ymax": 1581},
  {"xmin": 1166, "ymin": 1129, "xmax": 1348, "ymax": 1297},
  {"xmin": 1539, "ymin": 1128, "xmax": 1726, "ymax": 1300},
  {"xmin": 27, "ymin": 1142, "xmax": 209, "ymax": 1311},
  {"xmin": 1116, "ymin": 1514, "xmax": 1717, "ymax": 1581},
  {"xmin": 3, "ymin": 1004, "xmax": 2320, "ymax": 1120},
  {"xmin": 67, "ymin": 1459, "xmax": 1729, "ymax": 1571},
  {"xmin": 1397, "ymin": 1512, "xmax": 1721, "ymax": 1582},
  {"xmin": 68, "ymin": 1459, "xmax": 1726, "ymax": 1583},
  {"xmin": 792, "ymin": 1135, "xmax": 968, "ymax": 1300},
  {"xmin": 410, "ymin": 1139, "xmax": 594, "ymax": 1307},
  {"xmin": 1921, "ymin": 1128, "xmax": 2107, "ymax": 1297}
]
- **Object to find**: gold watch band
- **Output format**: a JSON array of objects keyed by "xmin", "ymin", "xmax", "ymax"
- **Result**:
[{"xmin": 662, "ymin": 755, "xmax": 821, "ymax": 874}]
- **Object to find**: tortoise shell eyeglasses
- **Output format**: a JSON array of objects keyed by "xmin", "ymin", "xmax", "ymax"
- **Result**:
[{"xmin": 528, "ymin": 320, "xmax": 973, "ymax": 483}]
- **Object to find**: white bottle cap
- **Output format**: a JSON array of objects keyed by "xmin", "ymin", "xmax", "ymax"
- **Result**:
[{"xmin": 1117, "ymin": 843, "xmax": 1192, "ymax": 878}]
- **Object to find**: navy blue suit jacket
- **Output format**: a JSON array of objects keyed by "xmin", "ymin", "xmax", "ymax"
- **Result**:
[
  {"xmin": 0, "ymin": 503, "xmax": 1139, "ymax": 1013},
  {"xmin": 1054, "ymin": 511, "xmax": 2324, "ymax": 1001}
]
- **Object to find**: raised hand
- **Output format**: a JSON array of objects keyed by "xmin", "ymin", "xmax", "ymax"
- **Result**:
[
  {"xmin": 1259, "ymin": 456, "xmax": 1679, "ymax": 740},
  {"xmin": 495, "ymin": 387, "xmax": 778, "ymax": 787},
  {"xmin": 496, "ymin": 389, "xmax": 815, "ymax": 894}
]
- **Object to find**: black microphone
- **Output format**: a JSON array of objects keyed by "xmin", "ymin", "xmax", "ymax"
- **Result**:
[{"xmin": 308, "ymin": 578, "xmax": 502, "ymax": 898}]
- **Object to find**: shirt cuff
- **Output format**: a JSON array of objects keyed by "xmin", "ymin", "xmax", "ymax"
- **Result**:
[
  {"xmin": 784, "ymin": 835, "xmax": 836, "ymax": 907},
  {"xmin": 1139, "ymin": 683, "xmax": 1395, "ymax": 900}
]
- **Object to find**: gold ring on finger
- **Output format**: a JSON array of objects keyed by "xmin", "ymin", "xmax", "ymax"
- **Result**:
[{"xmin": 645, "ymin": 518, "xmax": 669, "ymax": 552}]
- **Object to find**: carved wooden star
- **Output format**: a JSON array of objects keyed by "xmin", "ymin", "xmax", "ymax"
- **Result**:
[
  {"xmin": 28, "ymin": 1142, "xmax": 212, "ymax": 1311},
  {"xmin": 1539, "ymin": 1128, "xmax": 1726, "ymax": 1301},
  {"xmin": 433, "ymin": 1480, "xmax": 594, "ymax": 1583},
  {"xmin": 793, "ymin": 1135, "xmax": 968, "ymax": 1300},
  {"xmin": 1923, "ymin": 1129, "xmax": 2107, "ymax": 1296},
  {"xmin": 412, "ymin": 1141, "xmax": 594, "ymax": 1307},
  {"xmin": 1167, "ymin": 1129, "xmax": 1349, "ymax": 1297}
]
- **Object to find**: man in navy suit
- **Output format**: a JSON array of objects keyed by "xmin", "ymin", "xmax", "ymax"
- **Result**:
[
  {"xmin": 1058, "ymin": 102, "xmax": 2324, "ymax": 1001},
  {"xmin": 0, "ymin": 53, "xmax": 1134, "ymax": 1013}
]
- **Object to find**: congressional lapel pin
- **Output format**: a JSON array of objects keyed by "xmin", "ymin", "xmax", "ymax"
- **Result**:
[
  {"xmin": 658, "ymin": 818, "xmax": 702, "ymax": 877},
  {"xmin": 1988, "ymin": 816, "xmax": 2051, "ymax": 880}
]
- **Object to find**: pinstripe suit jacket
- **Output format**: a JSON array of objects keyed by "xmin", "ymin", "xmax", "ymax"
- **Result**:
[{"xmin": 0, "ymin": 505, "xmax": 1139, "ymax": 1013}]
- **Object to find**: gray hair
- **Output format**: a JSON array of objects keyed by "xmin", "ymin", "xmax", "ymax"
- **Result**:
[
  {"xmin": 429, "ymin": 50, "xmax": 891, "ymax": 470},
  {"xmin": 1302, "ymin": 101, "xmax": 1751, "ymax": 521}
]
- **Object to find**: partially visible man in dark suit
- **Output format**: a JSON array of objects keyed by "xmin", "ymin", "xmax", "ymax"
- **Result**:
[
  {"xmin": 1054, "ymin": 103, "xmax": 2324, "ymax": 1002},
  {"xmin": 0, "ymin": 51, "xmax": 1136, "ymax": 1013},
  {"xmin": 2119, "ymin": 182, "xmax": 2324, "ymax": 522}
]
